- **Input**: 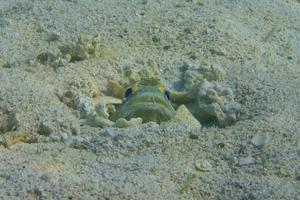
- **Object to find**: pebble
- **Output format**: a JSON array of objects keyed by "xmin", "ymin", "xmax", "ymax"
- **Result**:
[
  {"xmin": 195, "ymin": 160, "xmax": 212, "ymax": 172},
  {"xmin": 85, "ymin": 115, "xmax": 114, "ymax": 128},
  {"xmin": 74, "ymin": 93, "xmax": 95, "ymax": 118},
  {"xmin": 51, "ymin": 57, "xmax": 68, "ymax": 71},
  {"xmin": 49, "ymin": 135, "xmax": 61, "ymax": 142},
  {"xmin": 50, "ymin": 132, "xmax": 69, "ymax": 142},
  {"xmin": 60, "ymin": 132, "xmax": 69, "ymax": 141},
  {"xmin": 128, "ymin": 118, "xmax": 143, "ymax": 126},
  {"xmin": 40, "ymin": 174, "xmax": 50, "ymax": 182},
  {"xmin": 71, "ymin": 126, "xmax": 80, "ymax": 135},
  {"xmin": 4, "ymin": 112, "xmax": 19, "ymax": 132},
  {"xmin": 47, "ymin": 32, "xmax": 60, "ymax": 42},
  {"xmin": 251, "ymin": 132, "xmax": 270, "ymax": 147},
  {"xmin": 115, "ymin": 118, "xmax": 142, "ymax": 128},
  {"xmin": 209, "ymin": 46, "xmax": 226, "ymax": 56},
  {"xmin": 95, "ymin": 102, "xmax": 109, "ymax": 119},
  {"xmin": 36, "ymin": 51, "xmax": 57, "ymax": 65},
  {"xmin": 38, "ymin": 121, "xmax": 54, "ymax": 136},
  {"xmin": 238, "ymin": 156, "xmax": 255, "ymax": 166},
  {"xmin": 170, "ymin": 105, "xmax": 201, "ymax": 130},
  {"xmin": 0, "ymin": 19, "xmax": 9, "ymax": 28},
  {"xmin": 115, "ymin": 118, "xmax": 128, "ymax": 128}
]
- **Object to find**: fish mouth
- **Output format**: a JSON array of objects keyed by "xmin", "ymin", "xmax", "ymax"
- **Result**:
[{"xmin": 126, "ymin": 92, "xmax": 172, "ymax": 109}]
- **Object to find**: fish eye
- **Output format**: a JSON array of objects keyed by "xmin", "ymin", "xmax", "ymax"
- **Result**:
[
  {"xmin": 164, "ymin": 90, "xmax": 170, "ymax": 100},
  {"xmin": 125, "ymin": 87, "xmax": 133, "ymax": 98}
]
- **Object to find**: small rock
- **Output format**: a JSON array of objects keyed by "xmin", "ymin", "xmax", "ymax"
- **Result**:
[
  {"xmin": 128, "ymin": 117, "xmax": 143, "ymax": 126},
  {"xmin": 47, "ymin": 32, "xmax": 60, "ymax": 42},
  {"xmin": 40, "ymin": 174, "xmax": 50, "ymax": 182},
  {"xmin": 0, "ymin": 19, "xmax": 9, "ymax": 28},
  {"xmin": 85, "ymin": 115, "xmax": 114, "ymax": 128},
  {"xmin": 49, "ymin": 135, "xmax": 61, "ymax": 142},
  {"xmin": 0, "ymin": 173, "xmax": 11, "ymax": 180},
  {"xmin": 74, "ymin": 93, "xmax": 95, "ymax": 118},
  {"xmin": 71, "ymin": 125, "xmax": 80, "ymax": 135},
  {"xmin": 67, "ymin": 136, "xmax": 84, "ymax": 147},
  {"xmin": 115, "ymin": 117, "xmax": 142, "ymax": 128},
  {"xmin": 50, "ymin": 132, "xmax": 69, "ymax": 142},
  {"xmin": 38, "ymin": 122, "xmax": 54, "ymax": 136},
  {"xmin": 4, "ymin": 112, "xmax": 19, "ymax": 132},
  {"xmin": 196, "ymin": 79, "xmax": 240, "ymax": 127},
  {"xmin": 189, "ymin": 132, "xmax": 199, "ymax": 140},
  {"xmin": 60, "ymin": 132, "xmax": 69, "ymax": 141},
  {"xmin": 199, "ymin": 63, "xmax": 226, "ymax": 81},
  {"xmin": 2, "ymin": 60, "xmax": 19, "ymax": 68},
  {"xmin": 195, "ymin": 160, "xmax": 212, "ymax": 172},
  {"xmin": 251, "ymin": 132, "xmax": 270, "ymax": 147},
  {"xmin": 2, "ymin": 62, "xmax": 11, "ymax": 68},
  {"xmin": 31, "ymin": 186, "xmax": 43, "ymax": 198},
  {"xmin": 170, "ymin": 105, "xmax": 201, "ymax": 130},
  {"xmin": 36, "ymin": 51, "xmax": 57, "ymax": 65},
  {"xmin": 238, "ymin": 156, "xmax": 255, "ymax": 166},
  {"xmin": 95, "ymin": 102, "xmax": 109, "ymax": 118},
  {"xmin": 152, "ymin": 36, "xmax": 160, "ymax": 43},
  {"xmin": 209, "ymin": 46, "xmax": 226, "ymax": 56},
  {"xmin": 51, "ymin": 57, "xmax": 68, "ymax": 71},
  {"xmin": 115, "ymin": 118, "xmax": 128, "ymax": 128}
]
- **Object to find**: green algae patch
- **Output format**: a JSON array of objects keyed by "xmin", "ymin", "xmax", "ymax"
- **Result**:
[
  {"xmin": 0, "ymin": 131, "xmax": 39, "ymax": 148},
  {"xmin": 59, "ymin": 35, "xmax": 107, "ymax": 62},
  {"xmin": 179, "ymin": 174, "xmax": 197, "ymax": 193}
]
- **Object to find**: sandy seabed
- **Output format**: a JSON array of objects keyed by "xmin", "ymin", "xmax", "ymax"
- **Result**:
[{"xmin": 0, "ymin": 0, "xmax": 299, "ymax": 199}]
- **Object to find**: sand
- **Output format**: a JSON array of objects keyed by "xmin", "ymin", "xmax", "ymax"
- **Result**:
[{"xmin": 0, "ymin": 0, "xmax": 299, "ymax": 199}]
